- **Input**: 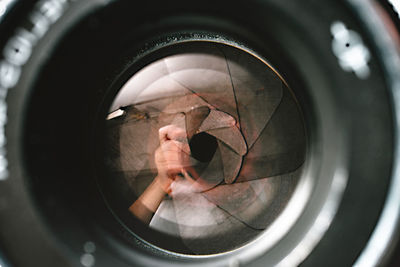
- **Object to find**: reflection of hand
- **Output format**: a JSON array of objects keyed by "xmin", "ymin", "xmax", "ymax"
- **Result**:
[
  {"xmin": 129, "ymin": 124, "xmax": 191, "ymax": 224},
  {"xmin": 155, "ymin": 125, "xmax": 191, "ymax": 192}
]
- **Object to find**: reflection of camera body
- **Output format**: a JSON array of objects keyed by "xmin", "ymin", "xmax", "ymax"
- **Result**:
[{"xmin": 1, "ymin": 0, "xmax": 400, "ymax": 266}]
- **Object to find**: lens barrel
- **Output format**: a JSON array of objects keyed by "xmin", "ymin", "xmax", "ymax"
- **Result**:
[{"xmin": 0, "ymin": 0, "xmax": 399, "ymax": 266}]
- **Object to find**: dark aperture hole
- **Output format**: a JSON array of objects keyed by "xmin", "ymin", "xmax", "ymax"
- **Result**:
[{"xmin": 189, "ymin": 132, "xmax": 218, "ymax": 162}]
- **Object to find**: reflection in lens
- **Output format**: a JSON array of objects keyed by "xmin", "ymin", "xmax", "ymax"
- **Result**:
[{"xmin": 101, "ymin": 42, "xmax": 306, "ymax": 254}]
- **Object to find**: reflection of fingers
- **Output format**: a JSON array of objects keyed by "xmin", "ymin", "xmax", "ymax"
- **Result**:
[
  {"xmin": 161, "ymin": 140, "xmax": 190, "ymax": 156},
  {"xmin": 158, "ymin": 126, "xmax": 173, "ymax": 144},
  {"xmin": 166, "ymin": 168, "xmax": 181, "ymax": 179},
  {"xmin": 158, "ymin": 125, "xmax": 187, "ymax": 144},
  {"xmin": 171, "ymin": 140, "xmax": 190, "ymax": 155},
  {"xmin": 181, "ymin": 169, "xmax": 196, "ymax": 184}
]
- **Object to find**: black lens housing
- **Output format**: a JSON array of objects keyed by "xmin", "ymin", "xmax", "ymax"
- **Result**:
[{"xmin": 0, "ymin": 0, "xmax": 399, "ymax": 266}]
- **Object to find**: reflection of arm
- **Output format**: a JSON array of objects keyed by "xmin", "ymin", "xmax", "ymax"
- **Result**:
[
  {"xmin": 129, "ymin": 125, "xmax": 191, "ymax": 224},
  {"xmin": 129, "ymin": 175, "xmax": 170, "ymax": 224}
]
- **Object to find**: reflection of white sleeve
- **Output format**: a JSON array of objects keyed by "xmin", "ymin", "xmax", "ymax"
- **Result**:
[
  {"xmin": 149, "ymin": 178, "xmax": 227, "ymax": 237},
  {"xmin": 148, "ymin": 168, "xmax": 300, "ymax": 254},
  {"xmin": 148, "ymin": 176, "xmax": 261, "ymax": 254},
  {"xmin": 149, "ymin": 198, "xmax": 181, "ymax": 237}
]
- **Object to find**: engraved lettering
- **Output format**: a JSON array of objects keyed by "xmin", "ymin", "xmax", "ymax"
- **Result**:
[
  {"xmin": 0, "ymin": 0, "xmax": 72, "ymax": 180},
  {"xmin": 0, "ymin": 60, "xmax": 20, "ymax": 89},
  {"xmin": 30, "ymin": 11, "xmax": 50, "ymax": 39},
  {"xmin": 331, "ymin": 21, "xmax": 371, "ymax": 79},
  {"xmin": 39, "ymin": 0, "xmax": 67, "ymax": 23},
  {"xmin": 4, "ymin": 35, "xmax": 32, "ymax": 66}
]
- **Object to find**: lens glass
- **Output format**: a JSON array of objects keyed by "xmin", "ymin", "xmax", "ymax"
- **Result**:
[{"xmin": 100, "ymin": 42, "xmax": 306, "ymax": 254}]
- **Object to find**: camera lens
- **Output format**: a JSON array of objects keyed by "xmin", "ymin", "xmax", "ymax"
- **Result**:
[
  {"xmin": 1, "ymin": 0, "xmax": 400, "ymax": 266},
  {"xmin": 99, "ymin": 42, "xmax": 306, "ymax": 255}
]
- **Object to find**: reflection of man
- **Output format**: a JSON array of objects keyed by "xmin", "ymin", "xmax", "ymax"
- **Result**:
[
  {"xmin": 107, "ymin": 90, "xmax": 306, "ymax": 254},
  {"xmin": 129, "ymin": 125, "xmax": 193, "ymax": 224},
  {"xmin": 104, "ymin": 44, "xmax": 306, "ymax": 253}
]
